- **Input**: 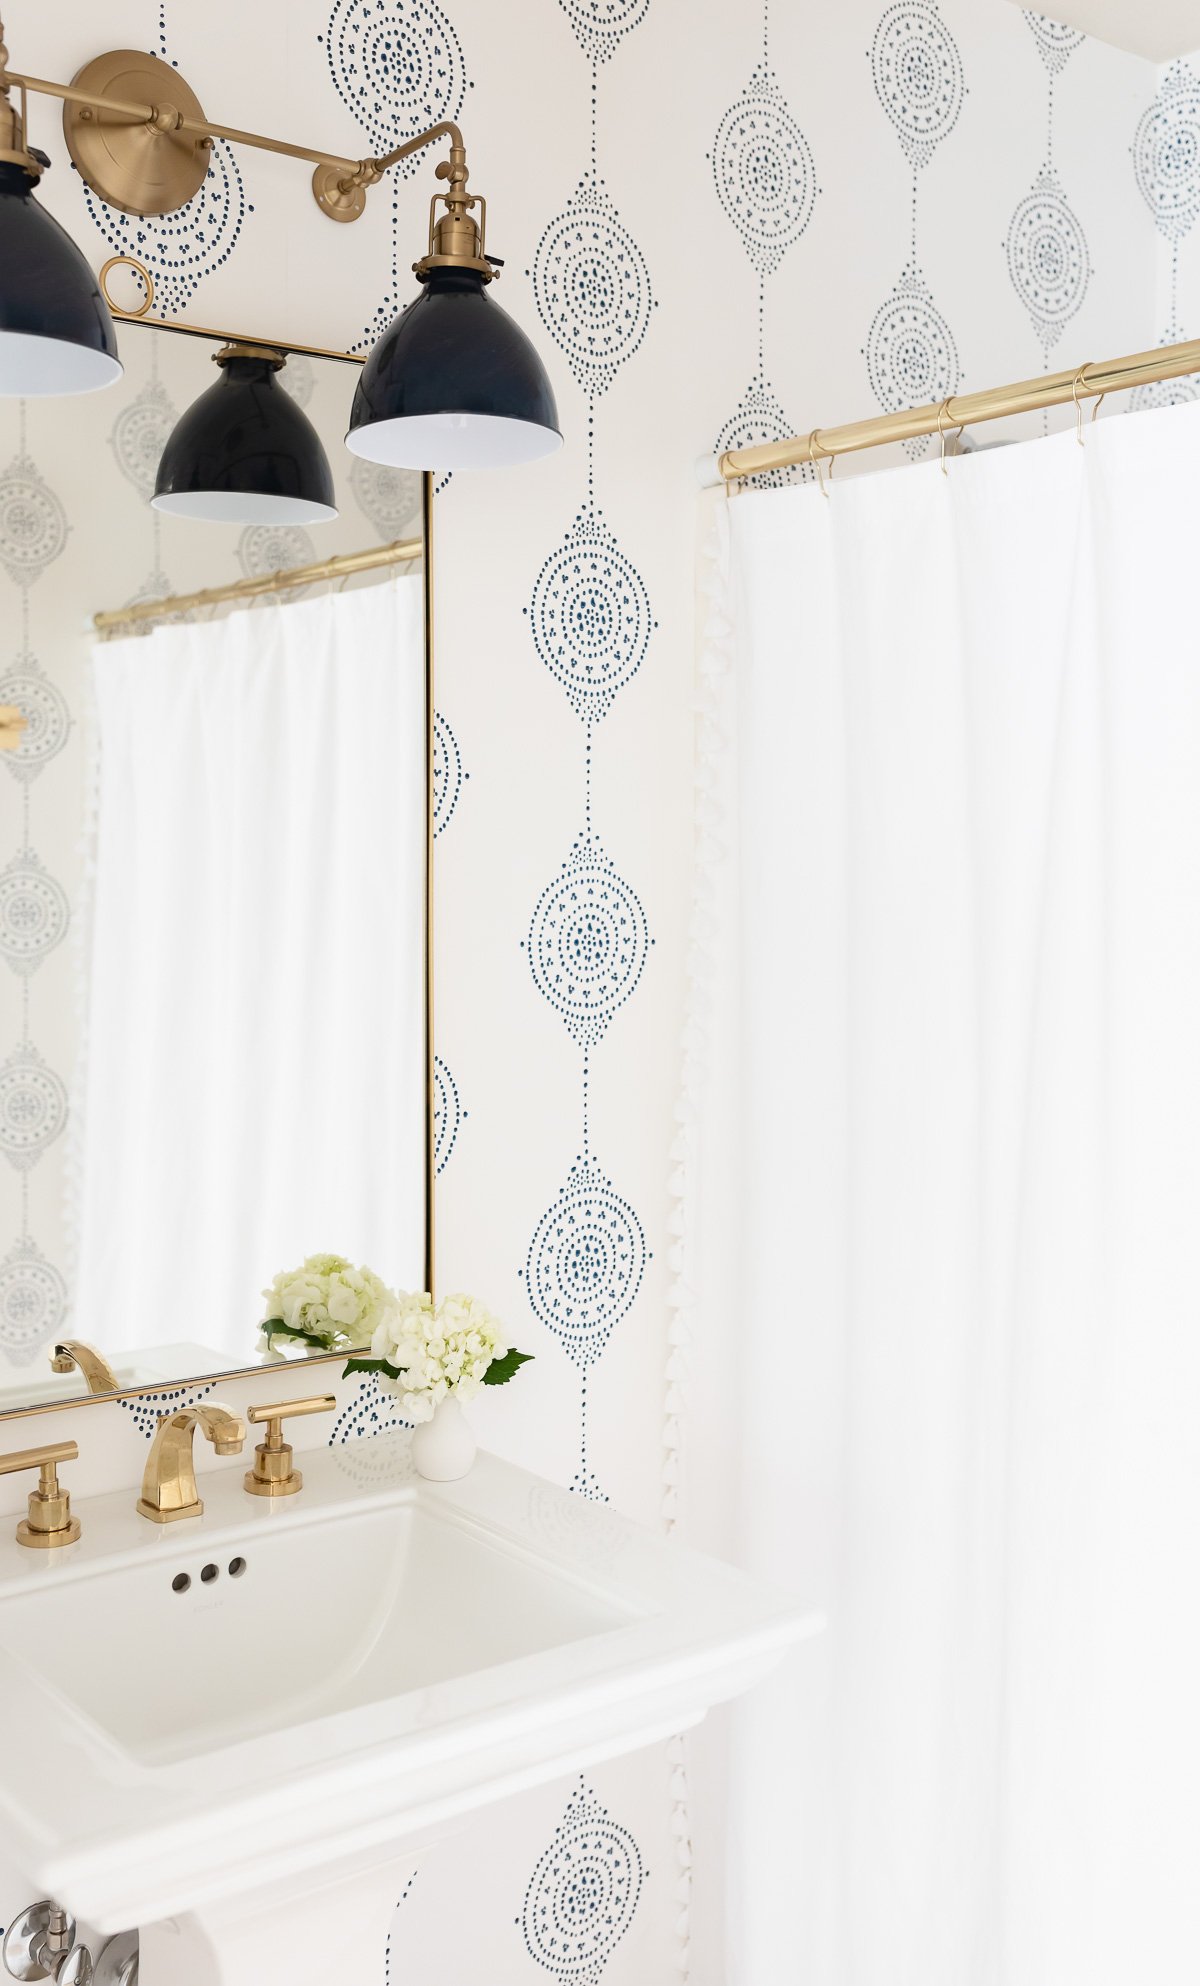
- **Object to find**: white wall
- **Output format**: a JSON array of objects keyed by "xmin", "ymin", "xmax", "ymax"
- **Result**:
[{"xmin": 0, "ymin": 3, "xmax": 1175, "ymax": 1979}]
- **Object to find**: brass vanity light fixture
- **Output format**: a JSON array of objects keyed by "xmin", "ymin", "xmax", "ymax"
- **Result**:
[
  {"xmin": 137, "ymin": 1402, "xmax": 245, "ymax": 1523},
  {"xmin": 49, "ymin": 1338, "xmax": 119, "ymax": 1395},
  {"xmin": 244, "ymin": 1393, "xmax": 337, "ymax": 1498},
  {"xmin": 0, "ymin": 22, "xmax": 561, "ymax": 471},
  {"xmin": 0, "ymin": 1438, "xmax": 81, "ymax": 1547}
]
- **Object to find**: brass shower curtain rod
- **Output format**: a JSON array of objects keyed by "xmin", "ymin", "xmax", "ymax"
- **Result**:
[
  {"xmin": 717, "ymin": 333, "xmax": 1200, "ymax": 480},
  {"xmin": 93, "ymin": 536, "xmax": 423, "ymax": 635}
]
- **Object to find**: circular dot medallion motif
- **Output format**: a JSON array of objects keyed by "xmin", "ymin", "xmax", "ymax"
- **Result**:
[
  {"xmin": 320, "ymin": 0, "xmax": 468, "ymax": 161},
  {"xmin": 0, "ymin": 1239, "xmax": 66, "ymax": 1363},
  {"xmin": 526, "ymin": 834, "xmax": 651, "ymax": 1048},
  {"xmin": 0, "ymin": 851, "xmax": 68, "ymax": 975},
  {"xmin": 84, "ymin": 144, "xmax": 248, "ymax": 316},
  {"xmin": 0, "ymin": 457, "xmax": 67, "ymax": 584},
  {"xmin": 520, "ymin": 1780, "xmax": 645, "ymax": 1983},
  {"xmin": 237, "ymin": 525, "xmax": 316, "ymax": 585},
  {"xmin": 871, "ymin": 2, "xmax": 965, "ymax": 169},
  {"xmin": 279, "ymin": 352, "xmax": 316, "ymax": 408},
  {"xmin": 1133, "ymin": 67, "xmax": 1200, "ymax": 238},
  {"xmin": 528, "ymin": 506, "xmax": 654, "ymax": 724},
  {"xmin": 433, "ymin": 1054, "xmax": 463, "ymax": 1173},
  {"xmin": 559, "ymin": 0, "xmax": 650, "ymax": 65},
  {"xmin": 0, "ymin": 1045, "xmax": 68, "ymax": 1169},
  {"xmin": 350, "ymin": 458, "xmax": 423, "ymax": 539},
  {"xmin": 531, "ymin": 180, "xmax": 654, "ymax": 398},
  {"xmin": 524, "ymin": 1157, "xmax": 648, "ymax": 1368},
  {"xmin": 110, "ymin": 380, "xmax": 177, "ymax": 497},
  {"xmin": 714, "ymin": 374, "xmax": 806, "ymax": 488},
  {"xmin": 711, "ymin": 66, "xmax": 817, "ymax": 276},
  {"xmin": 0, "ymin": 661, "xmax": 70, "ymax": 780},
  {"xmin": 866, "ymin": 268, "xmax": 959, "ymax": 423},
  {"xmin": 1007, "ymin": 168, "xmax": 1090, "ymax": 352}
]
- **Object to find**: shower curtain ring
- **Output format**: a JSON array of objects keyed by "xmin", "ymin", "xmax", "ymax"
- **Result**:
[
  {"xmin": 1072, "ymin": 364, "xmax": 1093, "ymax": 446},
  {"xmin": 936, "ymin": 398, "xmax": 964, "ymax": 475},
  {"xmin": 808, "ymin": 429, "xmax": 833, "ymax": 498}
]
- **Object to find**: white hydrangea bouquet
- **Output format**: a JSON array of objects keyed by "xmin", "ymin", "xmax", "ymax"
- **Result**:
[
  {"xmin": 344, "ymin": 1288, "xmax": 532, "ymax": 1421},
  {"xmin": 257, "ymin": 1252, "xmax": 399, "ymax": 1361}
]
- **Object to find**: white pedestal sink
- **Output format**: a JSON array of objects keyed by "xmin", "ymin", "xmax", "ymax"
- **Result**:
[{"xmin": 0, "ymin": 1432, "xmax": 817, "ymax": 1984}]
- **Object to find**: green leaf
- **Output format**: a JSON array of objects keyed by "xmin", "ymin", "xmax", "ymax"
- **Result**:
[
  {"xmin": 481, "ymin": 1348, "xmax": 534, "ymax": 1387},
  {"xmin": 261, "ymin": 1317, "xmax": 336, "ymax": 1353},
  {"xmin": 342, "ymin": 1357, "xmax": 403, "ymax": 1381}
]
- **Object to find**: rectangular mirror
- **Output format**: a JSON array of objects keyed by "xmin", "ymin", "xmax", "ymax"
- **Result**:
[{"xmin": 0, "ymin": 319, "xmax": 431, "ymax": 1417}]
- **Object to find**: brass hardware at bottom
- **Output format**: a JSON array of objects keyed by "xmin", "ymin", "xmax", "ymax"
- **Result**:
[
  {"xmin": 0, "ymin": 1441, "xmax": 81, "ymax": 1549},
  {"xmin": 245, "ymin": 1393, "xmax": 337, "ymax": 1497},
  {"xmin": 137, "ymin": 1404, "xmax": 245, "ymax": 1523},
  {"xmin": 0, "ymin": 703, "xmax": 28, "ymax": 751},
  {"xmin": 62, "ymin": 49, "xmax": 210, "ymax": 217}
]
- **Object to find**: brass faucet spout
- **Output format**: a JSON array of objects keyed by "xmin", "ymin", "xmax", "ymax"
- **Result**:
[
  {"xmin": 49, "ymin": 1339, "xmax": 120, "ymax": 1395},
  {"xmin": 137, "ymin": 1403, "xmax": 246, "ymax": 1524}
]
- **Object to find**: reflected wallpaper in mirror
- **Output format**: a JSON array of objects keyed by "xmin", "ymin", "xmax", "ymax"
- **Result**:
[{"xmin": 0, "ymin": 326, "xmax": 428, "ymax": 1415}]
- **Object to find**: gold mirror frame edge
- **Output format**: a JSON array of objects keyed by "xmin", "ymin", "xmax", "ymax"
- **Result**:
[{"xmin": 0, "ymin": 312, "xmax": 436, "ymax": 1425}]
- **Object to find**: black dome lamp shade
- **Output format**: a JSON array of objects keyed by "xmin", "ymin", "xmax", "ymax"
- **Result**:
[
  {"xmin": 153, "ymin": 345, "xmax": 338, "ymax": 526},
  {"xmin": 0, "ymin": 68, "xmax": 121, "ymax": 397},
  {"xmin": 344, "ymin": 142, "xmax": 560, "ymax": 472}
]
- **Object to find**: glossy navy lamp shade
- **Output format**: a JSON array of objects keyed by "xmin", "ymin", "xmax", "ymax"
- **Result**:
[
  {"xmin": 345, "ymin": 267, "xmax": 562, "ymax": 471},
  {"xmin": 153, "ymin": 349, "xmax": 337, "ymax": 525},
  {"xmin": 0, "ymin": 160, "xmax": 122, "ymax": 396}
]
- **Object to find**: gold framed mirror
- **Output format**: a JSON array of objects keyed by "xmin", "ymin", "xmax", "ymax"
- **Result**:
[{"xmin": 0, "ymin": 300, "xmax": 434, "ymax": 1421}]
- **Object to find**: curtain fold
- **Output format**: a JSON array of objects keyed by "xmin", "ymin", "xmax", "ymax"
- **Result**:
[
  {"xmin": 72, "ymin": 581, "xmax": 426, "ymax": 1360},
  {"xmin": 689, "ymin": 402, "xmax": 1200, "ymax": 1985}
]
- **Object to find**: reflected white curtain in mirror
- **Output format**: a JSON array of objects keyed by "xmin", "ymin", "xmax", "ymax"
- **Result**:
[
  {"xmin": 687, "ymin": 402, "xmax": 1200, "ymax": 1986},
  {"xmin": 73, "ymin": 583, "xmax": 425, "ymax": 1363}
]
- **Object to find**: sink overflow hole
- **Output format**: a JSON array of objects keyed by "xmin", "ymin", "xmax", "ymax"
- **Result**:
[
  {"xmin": 228, "ymin": 1556, "xmax": 246, "ymax": 1577},
  {"xmin": 200, "ymin": 1562, "xmax": 219, "ymax": 1584},
  {"xmin": 171, "ymin": 1572, "xmax": 190, "ymax": 1594}
]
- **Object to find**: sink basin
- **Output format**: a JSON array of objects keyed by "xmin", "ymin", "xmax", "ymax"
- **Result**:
[
  {"xmin": 12, "ymin": 1502, "xmax": 630, "ymax": 1766},
  {"xmin": 0, "ymin": 1434, "xmax": 817, "ymax": 1953}
]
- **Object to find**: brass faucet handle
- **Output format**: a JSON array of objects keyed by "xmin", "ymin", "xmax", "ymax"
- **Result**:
[
  {"xmin": 0, "ymin": 1439, "xmax": 81, "ymax": 1549},
  {"xmin": 244, "ymin": 1393, "xmax": 337, "ymax": 1499}
]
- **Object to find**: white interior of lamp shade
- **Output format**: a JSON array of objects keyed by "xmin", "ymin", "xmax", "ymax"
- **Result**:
[
  {"xmin": 150, "ymin": 491, "xmax": 339, "ymax": 524},
  {"xmin": 344, "ymin": 411, "xmax": 564, "ymax": 471},
  {"xmin": 0, "ymin": 331, "xmax": 122, "ymax": 396}
]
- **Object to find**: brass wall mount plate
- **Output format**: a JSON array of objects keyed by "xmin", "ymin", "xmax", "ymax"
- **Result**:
[{"xmin": 63, "ymin": 50, "xmax": 209, "ymax": 217}]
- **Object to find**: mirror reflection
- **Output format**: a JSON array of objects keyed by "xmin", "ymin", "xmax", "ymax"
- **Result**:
[{"xmin": 0, "ymin": 324, "xmax": 428, "ymax": 1414}]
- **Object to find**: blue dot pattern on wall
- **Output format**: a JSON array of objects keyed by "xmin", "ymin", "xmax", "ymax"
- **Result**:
[
  {"xmin": 320, "ymin": 0, "xmax": 468, "ymax": 157},
  {"xmin": 120, "ymin": 1381, "xmax": 218, "ymax": 1441},
  {"xmin": 870, "ymin": 2, "xmax": 966, "ymax": 173},
  {"xmin": 524, "ymin": 834, "xmax": 652, "ymax": 1050},
  {"xmin": 0, "ymin": 1045, "xmax": 67, "ymax": 1173},
  {"xmin": 432, "ymin": 711, "xmax": 467, "ymax": 836},
  {"xmin": 526, "ymin": 505, "xmax": 655, "ymax": 725},
  {"xmin": 433, "ymin": 1053, "xmax": 466, "ymax": 1174},
  {"xmin": 865, "ymin": 263, "xmax": 960, "ymax": 421},
  {"xmin": 1023, "ymin": 10, "xmax": 1086, "ymax": 75},
  {"xmin": 710, "ymin": 63, "xmax": 818, "ymax": 279},
  {"xmin": 1133, "ymin": 64, "xmax": 1200, "ymax": 240},
  {"xmin": 558, "ymin": 0, "xmax": 651, "ymax": 67},
  {"xmin": 384, "ymin": 1872, "xmax": 418, "ymax": 1983},
  {"xmin": 0, "ymin": 1237, "xmax": 65, "ymax": 1365},
  {"xmin": 1006, "ymin": 164, "xmax": 1092, "ymax": 354},
  {"xmin": 530, "ymin": 179, "xmax": 655, "ymax": 399},
  {"xmin": 109, "ymin": 379, "xmax": 179, "ymax": 499},
  {"xmin": 0, "ymin": 850, "xmax": 68, "ymax": 977},
  {"xmin": 517, "ymin": 1777, "xmax": 645, "ymax": 1985},
  {"xmin": 237, "ymin": 525, "xmax": 317, "ymax": 586},
  {"xmin": 329, "ymin": 1372, "xmax": 413, "ymax": 1445},
  {"xmin": 714, "ymin": 373, "xmax": 805, "ymax": 488},
  {"xmin": 524, "ymin": 1155, "xmax": 648, "ymax": 1372},
  {"xmin": 0, "ymin": 456, "xmax": 68, "ymax": 588},
  {"xmin": 0, "ymin": 654, "xmax": 70, "ymax": 786}
]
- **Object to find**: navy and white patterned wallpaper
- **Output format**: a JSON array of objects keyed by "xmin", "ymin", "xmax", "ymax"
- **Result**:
[{"xmin": 0, "ymin": 2, "xmax": 1188, "ymax": 1980}]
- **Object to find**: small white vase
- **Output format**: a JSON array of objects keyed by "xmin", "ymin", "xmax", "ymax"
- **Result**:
[{"xmin": 411, "ymin": 1395, "xmax": 476, "ymax": 1482}]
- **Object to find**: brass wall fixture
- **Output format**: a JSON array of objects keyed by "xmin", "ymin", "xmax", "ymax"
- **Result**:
[
  {"xmin": 244, "ymin": 1394, "xmax": 338, "ymax": 1498},
  {"xmin": 0, "ymin": 13, "xmax": 562, "ymax": 471},
  {"xmin": 0, "ymin": 1438, "xmax": 81, "ymax": 1548},
  {"xmin": 49, "ymin": 1340, "xmax": 119, "ymax": 1395},
  {"xmin": 137, "ymin": 1404, "xmax": 246, "ymax": 1524}
]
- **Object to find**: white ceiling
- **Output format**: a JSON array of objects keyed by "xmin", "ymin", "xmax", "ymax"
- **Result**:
[{"xmin": 1008, "ymin": 0, "xmax": 1200, "ymax": 61}]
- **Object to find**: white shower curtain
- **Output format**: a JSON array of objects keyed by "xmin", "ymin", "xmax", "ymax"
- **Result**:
[
  {"xmin": 688, "ymin": 403, "xmax": 1200, "ymax": 1985},
  {"xmin": 74, "ymin": 582, "xmax": 426, "ymax": 1360}
]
